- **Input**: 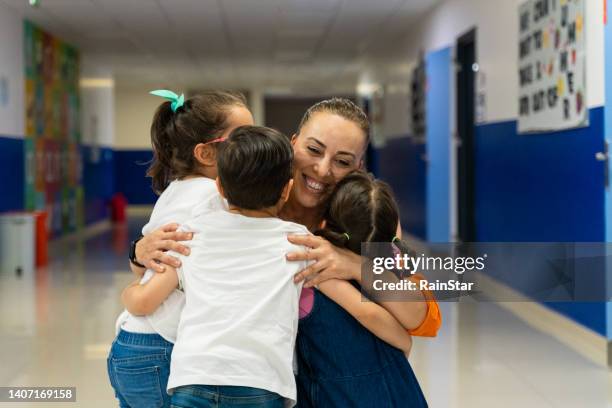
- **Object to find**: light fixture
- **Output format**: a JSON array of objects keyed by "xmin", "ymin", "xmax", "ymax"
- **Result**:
[
  {"xmin": 29, "ymin": 0, "xmax": 40, "ymax": 8},
  {"xmin": 79, "ymin": 78, "xmax": 115, "ymax": 89}
]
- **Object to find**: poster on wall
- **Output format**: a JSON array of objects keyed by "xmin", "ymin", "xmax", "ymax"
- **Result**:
[
  {"xmin": 518, "ymin": 0, "xmax": 587, "ymax": 133},
  {"xmin": 24, "ymin": 21, "xmax": 82, "ymax": 236}
]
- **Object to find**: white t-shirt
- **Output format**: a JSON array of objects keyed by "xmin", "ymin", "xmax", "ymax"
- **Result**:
[
  {"xmin": 116, "ymin": 177, "xmax": 225, "ymax": 342},
  {"xmin": 167, "ymin": 210, "xmax": 309, "ymax": 407}
]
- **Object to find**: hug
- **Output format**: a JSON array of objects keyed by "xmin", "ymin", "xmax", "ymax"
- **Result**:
[{"xmin": 107, "ymin": 91, "xmax": 441, "ymax": 408}]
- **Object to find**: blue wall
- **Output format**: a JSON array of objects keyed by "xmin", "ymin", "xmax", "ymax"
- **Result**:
[
  {"xmin": 82, "ymin": 145, "xmax": 115, "ymax": 224},
  {"xmin": 0, "ymin": 135, "xmax": 24, "ymax": 213},
  {"xmin": 82, "ymin": 148, "xmax": 158, "ymax": 217},
  {"xmin": 474, "ymin": 108, "xmax": 605, "ymax": 243},
  {"xmin": 378, "ymin": 137, "xmax": 427, "ymax": 240},
  {"xmin": 0, "ymin": 140, "xmax": 156, "ymax": 223},
  {"xmin": 377, "ymin": 107, "xmax": 607, "ymax": 336},
  {"xmin": 114, "ymin": 150, "xmax": 157, "ymax": 205},
  {"xmin": 474, "ymin": 107, "xmax": 606, "ymax": 336}
]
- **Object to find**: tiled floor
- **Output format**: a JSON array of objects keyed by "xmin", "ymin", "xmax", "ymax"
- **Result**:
[{"xmin": 0, "ymin": 218, "xmax": 611, "ymax": 407}]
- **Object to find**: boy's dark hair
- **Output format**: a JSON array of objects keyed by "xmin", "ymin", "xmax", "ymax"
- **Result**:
[
  {"xmin": 147, "ymin": 91, "xmax": 247, "ymax": 194},
  {"xmin": 316, "ymin": 170, "xmax": 406, "ymax": 255},
  {"xmin": 217, "ymin": 126, "xmax": 293, "ymax": 210}
]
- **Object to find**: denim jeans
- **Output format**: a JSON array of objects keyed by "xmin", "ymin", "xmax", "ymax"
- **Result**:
[
  {"xmin": 170, "ymin": 385, "xmax": 284, "ymax": 408},
  {"xmin": 107, "ymin": 330, "xmax": 173, "ymax": 408}
]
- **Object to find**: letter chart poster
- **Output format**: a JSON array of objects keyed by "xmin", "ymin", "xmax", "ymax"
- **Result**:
[{"xmin": 518, "ymin": 0, "xmax": 587, "ymax": 133}]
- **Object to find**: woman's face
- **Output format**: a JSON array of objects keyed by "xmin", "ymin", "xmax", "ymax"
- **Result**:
[{"xmin": 291, "ymin": 112, "xmax": 368, "ymax": 209}]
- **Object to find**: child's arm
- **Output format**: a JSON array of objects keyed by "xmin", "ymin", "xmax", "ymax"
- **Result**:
[
  {"xmin": 121, "ymin": 267, "xmax": 179, "ymax": 316},
  {"xmin": 129, "ymin": 260, "xmax": 146, "ymax": 278},
  {"xmin": 318, "ymin": 279, "xmax": 412, "ymax": 354}
]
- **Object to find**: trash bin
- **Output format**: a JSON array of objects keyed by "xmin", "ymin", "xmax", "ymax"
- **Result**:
[{"xmin": 0, "ymin": 213, "xmax": 35, "ymax": 276}]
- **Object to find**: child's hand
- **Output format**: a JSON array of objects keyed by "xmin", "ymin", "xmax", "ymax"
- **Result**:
[
  {"xmin": 287, "ymin": 234, "xmax": 362, "ymax": 288},
  {"xmin": 135, "ymin": 223, "xmax": 193, "ymax": 273}
]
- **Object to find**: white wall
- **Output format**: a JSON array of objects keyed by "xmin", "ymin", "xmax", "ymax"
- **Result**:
[
  {"xmin": 249, "ymin": 87, "xmax": 266, "ymax": 126},
  {"xmin": 81, "ymin": 81, "xmax": 115, "ymax": 148},
  {"xmin": 115, "ymin": 85, "xmax": 267, "ymax": 150},
  {"xmin": 360, "ymin": 0, "xmax": 605, "ymax": 137},
  {"xmin": 115, "ymin": 84, "xmax": 161, "ymax": 150},
  {"xmin": 0, "ymin": 3, "xmax": 24, "ymax": 138}
]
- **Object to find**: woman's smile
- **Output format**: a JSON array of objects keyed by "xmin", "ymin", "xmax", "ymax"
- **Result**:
[{"xmin": 302, "ymin": 174, "xmax": 329, "ymax": 195}]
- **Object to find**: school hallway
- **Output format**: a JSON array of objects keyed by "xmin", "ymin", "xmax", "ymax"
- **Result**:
[
  {"xmin": 0, "ymin": 216, "xmax": 609, "ymax": 407},
  {"xmin": 1, "ymin": 0, "xmax": 612, "ymax": 406}
]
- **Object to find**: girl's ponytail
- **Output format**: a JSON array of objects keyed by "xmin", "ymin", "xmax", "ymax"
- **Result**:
[
  {"xmin": 146, "ymin": 91, "xmax": 248, "ymax": 195},
  {"xmin": 391, "ymin": 238, "xmax": 416, "ymax": 259},
  {"xmin": 147, "ymin": 101, "xmax": 177, "ymax": 194}
]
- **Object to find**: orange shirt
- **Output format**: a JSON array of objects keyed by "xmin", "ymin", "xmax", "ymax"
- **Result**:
[{"xmin": 407, "ymin": 274, "xmax": 442, "ymax": 337}]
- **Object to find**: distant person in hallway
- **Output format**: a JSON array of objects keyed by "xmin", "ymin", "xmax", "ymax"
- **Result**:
[
  {"xmin": 134, "ymin": 98, "xmax": 441, "ymax": 407},
  {"xmin": 107, "ymin": 90, "xmax": 253, "ymax": 408}
]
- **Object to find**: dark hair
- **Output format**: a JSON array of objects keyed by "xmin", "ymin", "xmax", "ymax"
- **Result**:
[
  {"xmin": 316, "ymin": 170, "xmax": 410, "ymax": 255},
  {"xmin": 147, "ymin": 91, "xmax": 247, "ymax": 194},
  {"xmin": 298, "ymin": 97, "xmax": 370, "ymax": 142},
  {"xmin": 217, "ymin": 126, "xmax": 293, "ymax": 210}
]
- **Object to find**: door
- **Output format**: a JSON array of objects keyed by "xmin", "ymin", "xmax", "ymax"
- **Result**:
[
  {"xmin": 456, "ymin": 28, "xmax": 477, "ymax": 243},
  {"xmin": 604, "ymin": 0, "xmax": 612, "ymax": 356},
  {"xmin": 426, "ymin": 46, "xmax": 453, "ymax": 243}
]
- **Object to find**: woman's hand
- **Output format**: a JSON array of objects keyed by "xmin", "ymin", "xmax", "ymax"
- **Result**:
[
  {"xmin": 135, "ymin": 223, "xmax": 193, "ymax": 273},
  {"xmin": 287, "ymin": 235, "xmax": 363, "ymax": 288}
]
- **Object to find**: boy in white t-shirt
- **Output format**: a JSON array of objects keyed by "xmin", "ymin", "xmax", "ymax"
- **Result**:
[{"xmin": 132, "ymin": 126, "xmax": 309, "ymax": 408}]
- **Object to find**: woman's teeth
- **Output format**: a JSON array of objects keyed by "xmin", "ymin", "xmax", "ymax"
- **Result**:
[{"xmin": 305, "ymin": 176, "xmax": 325, "ymax": 193}]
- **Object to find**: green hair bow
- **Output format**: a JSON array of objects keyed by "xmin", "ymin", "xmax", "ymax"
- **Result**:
[{"xmin": 150, "ymin": 89, "xmax": 185, "ymax": 112}]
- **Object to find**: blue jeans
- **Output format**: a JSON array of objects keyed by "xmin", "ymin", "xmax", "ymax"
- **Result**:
[
  {"xmin": 107, "ymin": 330, "xmax": 173, "ymax": 408},
  {"xmin": 170, "ymin": 385, "xmax": 284, "ymax": 408}
]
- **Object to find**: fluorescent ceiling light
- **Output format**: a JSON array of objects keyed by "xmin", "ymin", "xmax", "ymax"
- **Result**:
[{"xmin": 79, "ymin": 78, "xmax": 115, "ymax": 88}]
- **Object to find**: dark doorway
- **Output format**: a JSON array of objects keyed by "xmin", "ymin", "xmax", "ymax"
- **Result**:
[{"xmin": 456, "ymin": 28, "xmax": 477, "ymax": 243}]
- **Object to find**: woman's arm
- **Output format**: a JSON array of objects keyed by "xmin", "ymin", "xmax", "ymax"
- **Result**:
[
  {"xmin": 317, "ymin": 279, "xmax": 412, "ymax": 354},
  {"xmin": 133, "ymin": 223, "xmax": 193, "ymax": 273},
  {"xmin": 287, "ymin": 235, "xmax": 428, "ymax": 330},
  {"xmin": 122, "ymin": 267, "xmax": 179, "ymax": 316}
]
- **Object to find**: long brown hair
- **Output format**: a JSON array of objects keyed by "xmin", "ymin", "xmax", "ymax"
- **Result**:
[{"xmin": 147, "ymin": 91, "xmax": 247, "ymax": 194}]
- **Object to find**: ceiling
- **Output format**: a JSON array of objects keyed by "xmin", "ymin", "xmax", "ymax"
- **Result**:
[{"xmin": 0, "ymin": 0, "xmax": 440, "ymax": 92}]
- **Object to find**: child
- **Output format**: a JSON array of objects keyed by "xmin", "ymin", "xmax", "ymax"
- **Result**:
[
  {"xmin": 107, "ymin": 90, "xmax": 253, "ymax": 408},
  {"xmin": 295, "ymin": 170, "xmax": 440, "ymax": 407}
]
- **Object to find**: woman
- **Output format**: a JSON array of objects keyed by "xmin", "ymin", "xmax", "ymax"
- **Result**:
[{"xmin": 133, "ymin": 98, "xmax": 436, "ymax": 406}]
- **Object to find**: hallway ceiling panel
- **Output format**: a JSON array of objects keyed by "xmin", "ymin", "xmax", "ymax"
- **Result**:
[{"xmin": 0, "ymin": 0, "xmax": 440, "ymax": 90}]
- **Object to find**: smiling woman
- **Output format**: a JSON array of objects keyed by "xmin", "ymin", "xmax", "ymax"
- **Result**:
[{"xmin": 279, "ymin": 98, "xmax": 370, "ymax": 230}]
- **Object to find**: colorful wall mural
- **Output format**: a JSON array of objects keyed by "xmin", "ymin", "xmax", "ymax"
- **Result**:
[{"xmin": 23, "ymin": 21, "xmax": 82, "ymax": 237}]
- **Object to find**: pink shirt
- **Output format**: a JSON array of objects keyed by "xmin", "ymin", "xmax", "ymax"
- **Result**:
[{"xmin": 299, "ymin": 287, "xmax": 315, "ymax": 318}]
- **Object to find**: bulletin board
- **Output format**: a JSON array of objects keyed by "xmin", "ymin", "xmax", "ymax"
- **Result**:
[
  {"xmin": 518, "ymin": 0, "xmax": 587, "ymax": 133},
  {"xmin": 24, "ymin": 21, "xmax": 82, "ymax": 236}
]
